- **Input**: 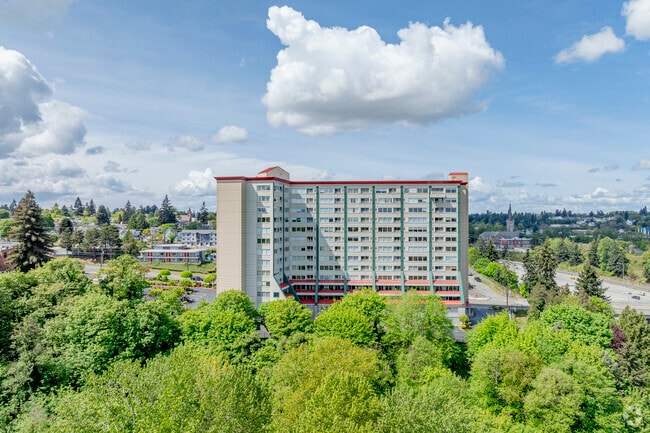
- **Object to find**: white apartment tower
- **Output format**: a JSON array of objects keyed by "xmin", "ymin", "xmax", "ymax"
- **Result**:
[{"xmin": 216, "ymin": 167, "xmax": 469, "ymax": 312}]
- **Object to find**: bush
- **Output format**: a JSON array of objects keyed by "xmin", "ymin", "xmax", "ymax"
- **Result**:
[
  {"xmin": 178, "ymin": 278, "xmax": 195, "ymax": 288},
  {"xmin": 459, "ymin": 314, "xmax": 471, "ymax": 330},
  {"xmin": 149, "ymin": 288, "xmax": 163, "ymax": 297},
  {"xmin": 157, "ymin": 270, "xmax": 171, "ymax": 281},
  {"xmin": 180, "ymin": 271, "xmax": 193, "ymax": 278},
  {"xmin": 204, "ymin": 273, "xmax": 216, "ymax": 284}
]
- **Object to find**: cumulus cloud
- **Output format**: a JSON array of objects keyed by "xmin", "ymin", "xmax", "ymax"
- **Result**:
[
  {"xmin": 85, "ymin": 145, "xmax": 105, "ymax": 155},
  {"xmin": 263, "ymin": 6, "xmax": 504, "ymax": 135},
  {"xmin": 125, "ymin": 139, "xmax": 152, "ymax": 152},
  {"xmin": 633, "ymin": 158, "xmax": 650, "ymax": 170},
  {"xmin": 555, "ymin": 27, "xmax": 625, "ymax": 64},
  {"xmin": 587, "ymin": 163, "xmax": 620, "ymax": 173},
  {"xmin": 171, "ymin": 135, "xmax": 203, "ymax": 152},
  {"xmin": 0, "ymin": 46, "xmax": 87, "ymax": 156},
  {"xmin": 212, "ymin": 125, "xmax": 248, "ymax": 144},
  {"xmin": 175, "ymin": 168, "xmax": 215, "ymax": 196},
  {"xmin": 623, "ymin": 0, "xmax": 650, "ymax": 40},
  {"xmin": 104, "ymin": 160, "xmax": 136, "ymax": 173},
  {"xmin": 564, "ymin": 187, "xmax": 634, "ymax": 206},
  {"xmin": 45, "ymin": 158, "xmax": 85, "ymax": 178},
  {"xmin": 92, "ymin": 175, "xmax": 132, "ymax": 193},
  {"xmin": 497, "ymin": 180, "xmax": 525, "ymax": 188}
]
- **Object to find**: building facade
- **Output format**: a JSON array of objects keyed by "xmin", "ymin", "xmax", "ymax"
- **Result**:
[
  {"xmin": 215, "ymin": 167, "xmax": 469, "ymax": 312},
  {"xmin": 178, "ymin": 230, "xmax": 217, "ymax": 247},
  {"xmin": 138, "ymin": 244, "xmax": 209, "ymax": 264}
]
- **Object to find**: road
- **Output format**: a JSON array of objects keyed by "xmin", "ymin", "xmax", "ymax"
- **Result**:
[{"xmin": 505, "ymin": 261, "xmax": 650, "ymax": 316}]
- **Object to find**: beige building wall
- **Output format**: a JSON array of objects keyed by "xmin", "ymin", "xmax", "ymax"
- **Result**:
[{"xmin": 216, "ymin": 180, "xmax": 245, "ymax": 294}]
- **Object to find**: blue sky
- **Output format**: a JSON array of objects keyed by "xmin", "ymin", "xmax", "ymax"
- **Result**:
[{"xmin": 1, "ymin": 0, "xmax": 650, "ymax": 214}]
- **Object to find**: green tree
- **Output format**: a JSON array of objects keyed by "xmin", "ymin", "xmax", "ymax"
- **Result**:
[
  {"xmin": 123, "ymin": 200, "xmax": 134, "ymax": 224},
  {"xmin": 8, "ymin": 191, "xmax": 54, "ymax": 272},
  {"xmin": 607, "ymin": 242, "xmax": 628, "ymax": 276},
  {"xmin": 270, "ymin": 337, "xmax": 385, "ymax": 433},
  {"xmin": 33, "ymin": 344, "xmax": 270, "ymax": 433},
  {"xmin": 73, "ymin": 197, "xmax": 84, "ymax": 216},
  {"xmin": 158, "ymin": 194, "xmax": 177, "ymax": 224},
  {"xmin": 382, "ymin": 293, "xmax": 454, "ymax": 364},
  {"xmin": 199, "ymin": 201, "xmax": 209, "ymax": 225},
  {"xmin": 539, "ymin": 304, "xmax": 612, "ymax": 349},
  {"xmin": 127, "ymin": 211, "xmax": 150, "ymax": 230},
  {"xmin": 576, "ymin": 261, "xmax": 607, "ymax": 302},
  {"xmin": 121, "ymin": 230, "xmax": 140, "ymax": 256},
  {"xmin": 485, "ymin": 239, "xmax": 499, "ymax": 262},
  {"xmin": 588, "ymin": 236, "xmax": 600, "ymax": 268},
  {"xmin": 643, "ymin": 249, "xmax": 650, "ymax": 283},
  {"xmin": 259, "ymin": 298, "xmax": 313, "ymax": 339},
  {"xmin": 95, "ymin": 205, "xmax": 110, "ymax": 225},
  {"xmin": 99, "ymin": 255, "xmax": 148, "ymax": 301}
]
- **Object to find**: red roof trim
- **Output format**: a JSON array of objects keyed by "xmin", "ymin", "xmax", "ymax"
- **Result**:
[
  {"xmin": 376, "ymin": 280, "xmax": 401, "ymax": 285},
  {"xmin": 434, "ymin": 279, "xmax": 459, "ymax": 285},
  {"xmin": 214, "ymin": 176, "xmax": 463, "ymax": 186},
  {"xmin": 258, "ymin": 166, "xmax": 281, "ymax": 174},
  {"xmin": 405, "ymin": 279, "xmax": 430, "ymax": 285}
]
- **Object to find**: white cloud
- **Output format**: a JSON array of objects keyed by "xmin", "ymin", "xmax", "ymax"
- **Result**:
[
  {"xmin": 212, "ymin": 125, "xmax": 248, "ymax": 144},
  {"xmin": 104, "ymin": 160, "xmax": 136, "ymax": 173},
  {"xmin": 85, "ymin": 145, "xmax": 105, "ymax": 155},
  {"xmin": 623, "ymin": 0, "xmax": 650, "ymax": 41},
  {"xmin": 587, "ymin": 163, "xmax": 620, "ymax": 173},
  {"xmin": 45, "ymin": 158, "xmax": 85, "ymax": 178},
  {"xmin": 92, "ymin": 175, "xmax": 133, "ymax": 194},
  {"xmin": 497, "ymin": 180, "xmax": 525, "ymax": 188},
  {"xmin": 0, "ymin": 46, "xmax": 87, "ymax": 157},
  {"xmin": 125, "ymin": 140, "xmax": 152, "ymax": 152},
  {"xmin": 263, "ymin": 6, "xmax": 504, "ymax": 135},
  {"xmin": 17, "ymin": 100, "xmax": 87, "ymax": 155},
  {"xmin": 563, "ymin": 187, "xmax": 634, "ymax": 206},
  {"xmin": 633, "ymin": 158, "xmax": 650, "ymax": 170},
  {"xmin": 176, "ymin": 135, "xmax": 203, "ymax": 151},
  {"xmin": 555, "ymin": 27, "xmax": 625, "ymax": 64},
  {"xmin": 175, "ymin": 168, "xmax": 215, "ymax": 196}
]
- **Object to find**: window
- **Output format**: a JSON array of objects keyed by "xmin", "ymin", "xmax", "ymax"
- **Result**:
[
  {"xmin": 257, "ymin": 196, "xmax": 270, "ymax": 202},
  {"xmin": 256, "ymin": 185, "xmax": 271, "ymax": 191}
]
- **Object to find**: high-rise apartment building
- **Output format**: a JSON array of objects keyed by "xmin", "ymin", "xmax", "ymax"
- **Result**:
[{"xmin": 215, "ymin": 167, "xmax": 469, "ymax": 313}]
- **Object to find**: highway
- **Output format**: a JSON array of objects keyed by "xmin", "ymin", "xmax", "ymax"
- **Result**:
[{"xmin": 504, "ymin": 261, "xmax": 650, "ymax": 316}]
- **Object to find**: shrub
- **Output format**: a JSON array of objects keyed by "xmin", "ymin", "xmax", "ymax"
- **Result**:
[
  {"xmin": 178, "ymin": 278, "xmax": 195, "ymax": 288},
  {"xmin": 180, "ymin": 270, "xmax": 193, "ymax": 278},
  {"xmin": 204, "ymin": 273, "xmax": 216, "ymax": 284},
  {"xmin": 149, "ymin": 288, "xmax": 163, "ymax": 297}
]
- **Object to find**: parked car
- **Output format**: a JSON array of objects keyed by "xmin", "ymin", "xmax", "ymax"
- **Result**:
[
  {"xmin": 475, "ymin": 276, "xmax": 481, "ymax": 282},
  {"xmin": 637, "ymin": 291, "xmax": 646, "ymax": 296},
  {"xmin": 632, "ymin": 295, "xmax": 641, "ymax": 300}
]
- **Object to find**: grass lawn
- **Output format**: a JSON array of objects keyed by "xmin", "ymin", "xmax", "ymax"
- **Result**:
[{"xmin": 143, "ymin": 262, "xmax": 216, "ymax": 275}]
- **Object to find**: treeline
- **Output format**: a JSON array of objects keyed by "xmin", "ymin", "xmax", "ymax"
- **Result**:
[
  {"xmin": 3, "ymin": 256, "xmax": 650, "ymax": 431},
  {"xmin": 470, "ymin": 207, "xmax": 650, "ymax": 246}
]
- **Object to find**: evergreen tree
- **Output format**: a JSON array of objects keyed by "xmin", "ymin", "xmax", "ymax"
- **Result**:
[
  {"xmin": 576, "ymin": 261, "xmax": 607, "ymax": 302},
  {"xmin": 128, "ymin": 211, "xmax": 150, "ymax": 230},
  {"xmin": 485, "ymin": 239, "xmax": 499, "ymax": 262},
  {"xmin": 121, "ymin": 231, "xmax": 141, "ymax": 256},
  {"xmin": 568, "ymin": 242, "xmax": 584, "ymax": 266},
  {"xmin": 199, "ymin": 201, "xmax": 209, "ymax": 225},
  {"xmin": 8, "ymin": 191, "xmax": 54, "ymax": 272},
  {"xmin": 58, "ymin": 217, "xmax": 74, "ymax": 235},
  {"xmin": 158, "ymin": 195, "xmax": 177, "ymax": 224},
  {"xmin": 555, "ymin": 239, "xmax": 570, "ymax": 263},
  {"xmin": 588, "ymin": 236, "xmax": 600, "ymax": 268},
  {"xmin": 86, "ymin": 199, "xmax": 96, "ymax": 215},
  {"xmin": 123, "ymin": 200, "xmax": 134, "ymax": 224},
  {"xmin": 96, "ymin": 205, "xmax": 111, "ymax": 225},
  {"xmin": 9, "ymin": 199, "xmax": 17, "ymax": 215},
  {"xmin": 607, "ymin": 242, "xmax": 628, "ymax": 276},
  {"xmin": 60, "ymin": 204, "xmax": 70, "ymax": 217},
  {"xmin": 537, "ymin": 239, "xmax": 558, "ymax": 293},
  {"xmin": 73, "ymin": 197, "xmax": 84, "ymax": 216}
]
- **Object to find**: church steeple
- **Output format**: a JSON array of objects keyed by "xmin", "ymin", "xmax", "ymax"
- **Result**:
[{"xmin": 506, "ymin": 203, "xmax": 514, "ymax": 232}]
